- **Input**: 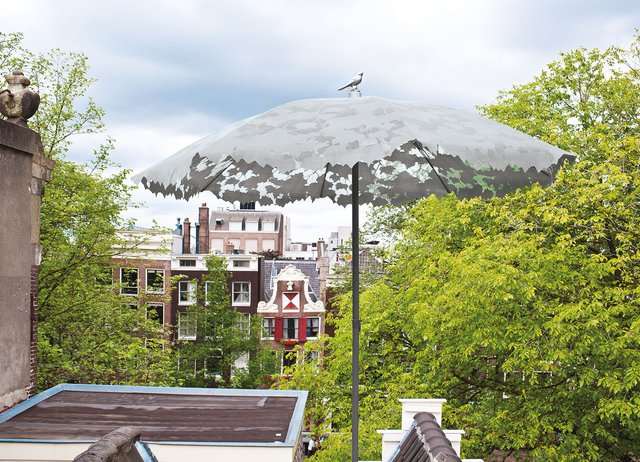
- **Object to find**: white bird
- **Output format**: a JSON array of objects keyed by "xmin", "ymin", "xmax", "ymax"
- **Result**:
[{"xmin": 338, "ymin": 72, "xmax": 364, "ymax": 92}]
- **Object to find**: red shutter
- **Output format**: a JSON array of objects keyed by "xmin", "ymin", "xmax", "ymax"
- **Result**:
[
  {"xmin": 275, "ymin": 317, "xmax": 283, "ymax": 341},
  {"xmin": 299, "ymin": 317, "xmax": 306, "ymax": 342}
]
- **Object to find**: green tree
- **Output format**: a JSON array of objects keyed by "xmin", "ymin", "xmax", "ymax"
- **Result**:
[
  {"xmin": 1, "ymin": 32, "xmax": 179, "ymax": 389},
  {"xmin": 178, "ymin": 255, "xmax": 266, "ymax": 387},
  {"xmin": 281, "ymin": 34, "xmax": 640, "ymax": 461}
]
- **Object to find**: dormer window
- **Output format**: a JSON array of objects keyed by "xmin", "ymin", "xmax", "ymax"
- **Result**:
[{"xmin": 262, "ymin": 220, "xmax": 275, "ymax": 232}]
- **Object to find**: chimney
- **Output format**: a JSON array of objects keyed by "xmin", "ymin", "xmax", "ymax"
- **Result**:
[
  {"xmin": 317, "ymin": 238, "xmax": 325, "ymax": 259},
  {"xmin": 182, "ymin": 218, "xmax": 191, "ymax": 254},
  {"xmin": 199, "ymin": 203, "xmax": 210, "ymax": 253},
  {"xmin": 175, "ymin": 217, "xmax": 182, "ymax": 236},
  {"xmin": 226, "ymin": 241, "xmax": 235, "ymax": 254}
]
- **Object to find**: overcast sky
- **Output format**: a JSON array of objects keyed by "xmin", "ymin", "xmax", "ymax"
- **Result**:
[{"xmin": 4, "ymin": 0, "xmax": 640, "ymax": 241}]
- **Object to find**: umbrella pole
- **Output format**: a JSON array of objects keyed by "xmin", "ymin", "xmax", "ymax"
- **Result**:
[{"xmin": 351, "ymin": 162, "xmax": 360, "ymax": 462}]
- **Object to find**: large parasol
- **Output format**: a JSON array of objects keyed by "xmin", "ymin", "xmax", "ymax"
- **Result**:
[{"xmin": 134, "ymin": 94, "xmax": 573, "ymax": 461}]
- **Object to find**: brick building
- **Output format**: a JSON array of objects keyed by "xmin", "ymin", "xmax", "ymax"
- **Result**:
[
  {"xmin": 258, "ymin": 263, "xmax": 325, "ymax": 369},
  {"xmin": 111, "ymin": 229, "xmax": 176, "ymax": 328},
  {"xmin": 208, "ymin": 204, "xmax": 290, "ymax": 255},
  {"xmin": 170, "ymin": 252, "xmax": 262, "ymax": 343}
]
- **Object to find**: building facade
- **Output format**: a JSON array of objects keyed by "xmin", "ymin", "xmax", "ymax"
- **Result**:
[
  {"xmin": 170, "ymin": 252, "xmax": 262, "ymax": 343},
  {"xmin": 258, "ymin": 264, "xmax": 325, "ymax": 369},
  {"xmin": 111, "ymin": 229, "xmax": 175, "ymax": 329},
  {"xmin": 208, "ymin": 206, "xmax": 290, "ymax": 255}
]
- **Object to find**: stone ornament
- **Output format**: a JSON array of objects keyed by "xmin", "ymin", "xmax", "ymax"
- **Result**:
[{"xmin": 0, "ymin": 70, "xmax": 40, "ymax": 127}]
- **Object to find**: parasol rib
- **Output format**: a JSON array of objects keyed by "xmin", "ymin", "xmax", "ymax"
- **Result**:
[{"xmin": 413, "ymin": 141, "xmax": 452, "ymax": 195}]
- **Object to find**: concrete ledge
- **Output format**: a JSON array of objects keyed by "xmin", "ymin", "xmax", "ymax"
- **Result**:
[
  {"xmin": 73, "ymin": 427, "xmax": 141, "ymax": 462},
  {"xmin": 0, "ymin": 388, "xmax": 28, "ymax": 413},
  {"xmin": 0, "ymin": 119, "xmax": 43, "ymax": 157}
]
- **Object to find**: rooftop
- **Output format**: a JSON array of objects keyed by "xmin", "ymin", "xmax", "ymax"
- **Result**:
[
  {"xmin": 263, "ymin": 259, "xmax": 321, "ymax": 301},
  {"xmin": 0, "ymin": 384, "xmax": 306, "ymax": 445}
]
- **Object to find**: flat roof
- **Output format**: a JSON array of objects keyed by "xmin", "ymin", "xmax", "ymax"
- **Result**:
[{"xmin": 0, "ymin": 384, "xmax": 307, "ymax": 447}]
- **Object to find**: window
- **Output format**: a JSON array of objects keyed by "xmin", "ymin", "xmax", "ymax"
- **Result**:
[
  {"xmin": 245, "ymin": 221, "xmax": 258, "ymax": 231},
  {"xmin": 262, "ymin": 317, "xmax": 275, "ymax": 339},
  {"xmin": 236, "ymin": 313, "xmax": 251, "ymax": 334},
  {"xmin": 283, "ymin": 350, "xmax": 297, "ymax": 370},
  {"xmin": 245, "ymin": 239, "xmax": 258, "ymax": 253},
  {"xmin": 120, "ymin": 268, "xmax": 138, "ymax": 295},
  {"xmin": 233, "ymin": 260, "xmax": 250, "ymax": 268},
  {"xmin": 232, "ymin": 282, "xmax": 250, "ymax": 305},
  {"xmin": 178, "ymin": 311, "xmax": 197, "ymax": 340},
  {"xmin": 179, "ymin": 259, "xmax": 196, "ymax": 267},
  {"xmin": 206, "ymin": 350, "xmax": 223, "ymax": 377},
  {"xmin": 305, "ymin": 349, "xmax": 319, "ymax": 363},
  {"xmin": 262, "ymin": 221, "xmax": 275, "ymax": 232},
  {"xmin": 179, "ymin": 281, "xmax": 197, "ymax": 304},
  {"xmin": 146, "ymin": 269, "xmax": 164, "ymax": 294},
  {"xmin": 146, "ymin": 304, "xmax": 164, "ymax": 324},
  {"xmin": 306, "ymin": 317, "xmax": 320, "ymax": 338},
  {"xmin": 229, "ymin": 220, "xmax": 243, "ymax": 231},
  {"xmin": 205, "ymin": 281, "xmax": 213, "ymax": 304},
  {"xmin": 284, "ymin": 318, "xmax": 299, "ymax": 340},
  {"xmin": 211, "ymin": 238, "xmax": 224, "ymax": 253}
]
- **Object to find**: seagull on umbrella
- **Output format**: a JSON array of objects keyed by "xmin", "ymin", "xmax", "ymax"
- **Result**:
[{"xmin": 338, "ymin": 72, "xmax": 364, "ymax": 92}]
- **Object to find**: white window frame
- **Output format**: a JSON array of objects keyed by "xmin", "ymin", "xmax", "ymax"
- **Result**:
[
  {"xmin": 262, "ymin": 317, "xmax": 275, "ymax": 339},
  {"xmin": 120, "ymin": 268, "xmax": 139, "ymax": 296},
  {"xmin": 282, "ymin": 350, "xmax": 297, "ymax": 372},
  {"xmin": 179, "ymin": 281, "xmax": 197, "ymax": 305},
  {"xmin": 145, "ymin": 268, "xmax": 165, "ymax": 294},
  {"xmin": 236, "ymin": 313, "xmax": 251, "ymax": 334},
  {"xmin": 306, "ymin": 317, "xmax": 320, "ymax": 339},
  {"xmin": 232, "ymin": 282, "xmax": 251, "ymax": 306},
  {"xmin": 244, "ymin": 239, "xmax": 258, "ymax": 253},
  {"xmin": 229, "ymin": 220, "xmax": 243, "ymax": 231},
  {"xmin": 284, "ymin": 318, "xmax": 299, "ymax": 340},
  {"xmin": 205, "ymin": 281, "xmax": 214, "ymax": 305},
  {"xmin": 178, "ymin": 311, "xmax": 197, "ymax": 340},
  {"xmin": 262, "ymin": 221, "xmax": 275, "ymax": 232}
]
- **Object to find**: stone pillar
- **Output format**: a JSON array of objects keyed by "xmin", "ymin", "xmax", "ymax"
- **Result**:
[{"xmin": 0, "ymin": 71, "xmax": 53, "ymax": 410}]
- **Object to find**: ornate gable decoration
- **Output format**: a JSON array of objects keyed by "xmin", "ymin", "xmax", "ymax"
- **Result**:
[{"xmin": 257, "ymin": 264, "xmax": 324, "ymax": 314}]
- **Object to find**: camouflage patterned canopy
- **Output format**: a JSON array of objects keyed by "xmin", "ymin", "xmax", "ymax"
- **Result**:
[{"xmin": 133, "ymin": 96, "xmax": 573, "ymax": 206}]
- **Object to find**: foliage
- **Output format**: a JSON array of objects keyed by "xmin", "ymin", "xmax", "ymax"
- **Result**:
[
  {"xmin": 0, "ymin": 32, "xmax": 104, "ymax": 158},
  {"xmin": 36, "ymin": 142, "xmax": 180, "ymax": 388},
  {"xmin": 280, "ymin": 34, "xmax": 640, "ymax": 461},
  {"xmin": 177, "ymin": 255, "xmax": 267, "ymax": 387},
  {"xmin": 252, "ymin": 249, "xmax": 282, "ymax": 260},
  {"xmin": 232, "ymin": 345, "xmax": 279, "ymax": 389},
  {"xmin": 1, "ymin": 32, "xmax": 180, "ymax": 389}
]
